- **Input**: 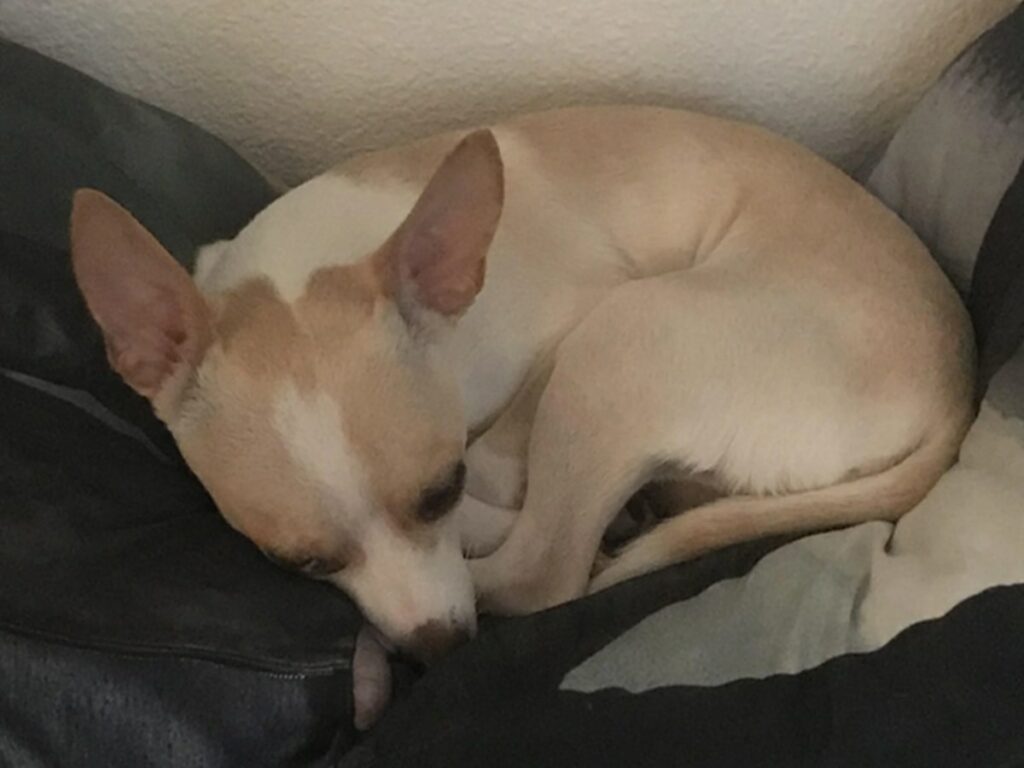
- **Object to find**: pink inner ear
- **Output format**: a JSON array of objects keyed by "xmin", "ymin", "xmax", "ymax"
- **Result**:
[
  {"xmin": 99, "ymin": 286, "xmax": 194, "ymax": 398},
  {"xmin": 70, "ymin": 189, "xmax": 210, "ymax": 402},
  {"xmin": 399, "ymin": 228, "xmax": 487, "ymax": 317},
  {"xmin": 389, "ymin": 130, "xmax": 504, "ymax": 319}
]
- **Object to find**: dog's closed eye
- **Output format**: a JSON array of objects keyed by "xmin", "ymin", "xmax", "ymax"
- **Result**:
[
  {"xmin": 416, "ymin": 461, "xmax": 466, "ymax": 523},
  {"xmin": 264, "ymin": 550, "xmax": 346, "ymax": 578}
]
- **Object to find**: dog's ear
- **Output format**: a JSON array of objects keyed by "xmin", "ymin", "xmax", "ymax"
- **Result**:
[
  {"xmin": 69, "ymin": 189, "xmax": 211, "ymax": 407},
  {"xmin": 378, "ymin": 130, "xmax": 504, "ymax": 326}
]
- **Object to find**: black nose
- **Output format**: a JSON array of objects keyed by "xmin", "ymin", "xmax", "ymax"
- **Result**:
[{"xmin": 403, "ymin": 620, "xmax": 473, "ymax": 664}]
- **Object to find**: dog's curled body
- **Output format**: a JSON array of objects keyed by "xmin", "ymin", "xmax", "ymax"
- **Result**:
[
  {"xmin": 72, "ymin": 105, "xmax": 975, "ymax": 643},
  {"xmin": 193, "ymin": 106, "xmax": 974, "ymax": 611}
]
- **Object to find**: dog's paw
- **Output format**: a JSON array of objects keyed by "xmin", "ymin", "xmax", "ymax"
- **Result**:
[
  {"xmin": 470, "ymin": 550, "xmax": 582, "ymax": 616},
  {"xmin": 464, "ymin": 440, "xmax": 526, "ymax": 509},
  {"xmin": 456, "ymin": 495, "xmax": 518, "ymax": 558},
  {"xmin": 469, "ymin": 554, "xmax": 539, "ymax": 615},
  {"xmin": 468, "ymin": 554, "xmax": 517, "ymax": 614}
]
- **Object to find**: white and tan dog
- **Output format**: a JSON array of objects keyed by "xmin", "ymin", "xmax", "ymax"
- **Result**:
[{"xmin": 69, "ymin": 105, "xmax": 974, "ymax": 703}]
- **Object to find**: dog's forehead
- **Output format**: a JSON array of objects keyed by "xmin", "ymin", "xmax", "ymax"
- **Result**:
[
  {"xmin": 212, "ymin": 266, "xmax": 380, "ymax": 378},
  {"xmin": 202, "ymin": 272, "xmax": 460, "ymax": 526},
  {"xmin": 210, "ymin": 272, "xmax": 382, "ymax": 495},
  {"xmin": 271, "ymin": 379, "xmax": 372, "ymax": 516}
]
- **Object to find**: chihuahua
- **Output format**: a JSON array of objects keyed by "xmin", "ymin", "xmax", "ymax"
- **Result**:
[{"xmin": 70, "ymin": 106, "xmax": 974, "ymax": 725}]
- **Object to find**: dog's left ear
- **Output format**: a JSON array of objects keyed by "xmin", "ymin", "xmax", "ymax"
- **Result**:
[
  {"xmin": 69, "ymin": 189, "xmax": 211, "ymax": 412},
  {"xmin": 379, "ymin": 129, "xmax": 504, "ymax": 327}
]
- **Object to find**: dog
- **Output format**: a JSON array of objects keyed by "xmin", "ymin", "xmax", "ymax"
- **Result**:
[{"xmin": 69, "ymin": 105, "xmax": 975, "ymax": 725}]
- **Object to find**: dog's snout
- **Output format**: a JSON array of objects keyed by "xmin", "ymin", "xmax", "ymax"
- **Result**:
[{"xmin": 403, "ymin": 619, "xmax": 473, "ymax": 664}]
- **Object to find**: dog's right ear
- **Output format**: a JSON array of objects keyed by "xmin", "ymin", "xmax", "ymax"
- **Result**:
[
  {"xmin": 377, "ymin": 130, "xmax": 504, "ymax": 330},
  {"xmin": 69, "ymin": 189, "xmax": 211, "ymax": 409}
]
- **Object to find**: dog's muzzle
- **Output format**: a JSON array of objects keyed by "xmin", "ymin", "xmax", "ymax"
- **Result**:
[{"xmin": 400, "ymin": 618, "xmax": 475, "ymax": 664}]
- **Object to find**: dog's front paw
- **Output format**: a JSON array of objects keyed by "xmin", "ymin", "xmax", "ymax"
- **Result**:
[
  {"xmin": 470, "ymin": 549, "xmax": 582, "ymax": 616},
  {"xmin": 464, "ymin": 440, "xmax": 526, "ymax": 509},
  {"xmin": 468, "ymin": 554, "xmax": 520, "ymax": 614},
  {"xmin": 456, "ymin": 495, "xmax": 518, "ymax": 558}
]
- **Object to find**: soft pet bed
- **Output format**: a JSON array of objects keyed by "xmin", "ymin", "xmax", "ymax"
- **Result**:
[{"xmin": 2, "ymin": 8, "xmax": 1024, "ymax": 766}]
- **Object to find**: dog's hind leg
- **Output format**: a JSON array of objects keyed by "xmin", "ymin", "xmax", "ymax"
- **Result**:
[
  {"xmin": 470, "ymin": 254, "xmax": 966, "ymax": 615},
  {"xmin": 587, "ymin": 408, "xmax": 967, "ymax": 594},
  {"xmin": 469, "ymin": 277, "xmax": 703, "ymax": 615}
]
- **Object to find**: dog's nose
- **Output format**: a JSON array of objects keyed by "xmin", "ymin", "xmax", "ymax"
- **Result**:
[{"xmin": 403, "ymin": 619, "xmax": 474, "ymax": 664}]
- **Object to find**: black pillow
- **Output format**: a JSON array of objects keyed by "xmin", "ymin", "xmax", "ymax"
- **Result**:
[
  {"xmin": 0, "ymin": 37, "xmax": 277, "ymax": 456},
  {"xmin": 0, "ymin": 40, "xmax": 362, "ymax": 767}
]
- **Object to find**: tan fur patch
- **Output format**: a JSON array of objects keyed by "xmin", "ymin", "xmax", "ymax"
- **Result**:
[
  {"xmin": 179, "ymin": 277, "xmax": 362, "ymax": 567},
  {"xmin": 296, "ymin": 260, "xmax": 465, "ymax": 532},
  {"xmin": 213, "ymin": 277, "xmax": 312, "ymax": 387},
  {"xmin": 179, "ymin": 379, "xmax": 365, "ymax": 571},
  {"xmin": 183, "ymin": 262, "xmax": 464, "ymax": 558}
]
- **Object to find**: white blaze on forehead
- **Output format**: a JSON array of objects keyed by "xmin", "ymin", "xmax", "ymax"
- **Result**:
[
  {"xmin": 271, "ymin": 382, "xmax": 475, "ymax": 645},
  {"xmin": 272, "ymin": 381, "xmax": 371, "ymax": 512}
]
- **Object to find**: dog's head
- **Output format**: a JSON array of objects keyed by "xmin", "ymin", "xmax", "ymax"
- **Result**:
[{"xmin": 69, "ymin": 131, "xmax": 504, "ymax": 662}]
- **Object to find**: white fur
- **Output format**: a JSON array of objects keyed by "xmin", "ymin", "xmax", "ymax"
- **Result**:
[
  {"xmin": 197, "ymin": 176, "xmax": 418, "ymax": 302},
  {"xmin": 272, "ymin": 381, "xmax": 371, "ymax": 514},
  {"xmin": 193, "ymin": 239, "xmax": 231, "ymax": 286},
  {"xmin": 272, "ymin": 380, "xmax": 476, "ymax": 643},
  {"xmin": 330, "ymin": 516, "xmax": 475, "ymax": 643}
]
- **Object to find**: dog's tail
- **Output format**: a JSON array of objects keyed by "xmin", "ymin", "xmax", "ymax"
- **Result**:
[{"xmin": 589, "ymin": 406, "xmax": 976, "ymax": 593}]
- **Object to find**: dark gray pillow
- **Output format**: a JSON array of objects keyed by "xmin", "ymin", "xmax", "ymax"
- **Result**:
[
  {"xmin": 0, "ymin": 41, "xmax": 361, "ymax": 768},
  {"xmin": 0, "ymin": 38, "xmax": 278, "ymax": 454}
]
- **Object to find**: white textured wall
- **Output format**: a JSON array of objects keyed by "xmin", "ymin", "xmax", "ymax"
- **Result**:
[{"xmin": 1, "ymin": 1, "xmax": 1018, "ymax": 185}]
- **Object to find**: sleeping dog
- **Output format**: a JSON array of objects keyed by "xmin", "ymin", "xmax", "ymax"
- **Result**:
[{"xmin": 69, "ymin": 106, "xmax": 975, "ymax": 727}]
